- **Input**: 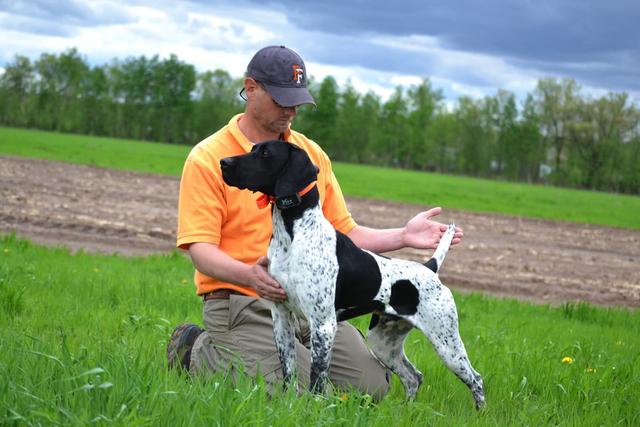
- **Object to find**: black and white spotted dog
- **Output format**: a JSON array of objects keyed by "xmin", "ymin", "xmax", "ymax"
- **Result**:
[{"xmin": 220, "ymin": 140, "xmax": 485, "ymax": 409}]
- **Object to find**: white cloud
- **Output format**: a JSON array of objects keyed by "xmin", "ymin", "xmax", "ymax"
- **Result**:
[
  {"xmin": 390, "ymin": 75, "xmax": 423, "ymax": 87},
  {"xmin": 1, "ymin": 0, "xmax": 636, "ymax": 106}
]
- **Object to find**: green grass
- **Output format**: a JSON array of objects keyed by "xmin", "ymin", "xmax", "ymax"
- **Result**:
[
  {"xmin": 1, "ymin": 126, "xmax": 639, "ymax": 230},
  {"xmin": 334, "ymin": 163, "xmax": 640, "ymax": 230},
  {"xmin": 0, "ymin": 126, "xmax": 190, "ymax": 176},
  {"xmin": 1, "ymin": 234, "xmax": 639, "ymax": 426}
]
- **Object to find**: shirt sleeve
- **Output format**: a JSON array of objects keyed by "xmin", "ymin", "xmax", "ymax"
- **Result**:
[
  {"xmin": 320, "ymin": 155, "xmax": 357, "ymax": 234},
  {"xmin": 176, "ymin": 157, "xmax": 226, "ymax": 250}
]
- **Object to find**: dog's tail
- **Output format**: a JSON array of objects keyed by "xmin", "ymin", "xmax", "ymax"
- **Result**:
[{"xmin": 423, "ymin": 223, "xmax": 456, "ymax": 274}]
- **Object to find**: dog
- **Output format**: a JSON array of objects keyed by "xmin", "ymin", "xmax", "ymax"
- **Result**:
[{"xmin": 220, "ymin": 140, "xmax": 485, "ymax": 409}]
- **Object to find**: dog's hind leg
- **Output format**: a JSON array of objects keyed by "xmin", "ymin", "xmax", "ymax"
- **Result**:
[
  {"xmin": 308, "ymin": 313, "xmax": 337, "ymax": 394},
  {"xmin": 414, "ymin": 289, "xmax": 485, "ymax": 409},
  {"xmin": 367, "ymin": 313, "xmax": 423, "ymax": 399},
  {"xmin": 271, "ymin": 303, "xmax": 297, "ymax": 387}
]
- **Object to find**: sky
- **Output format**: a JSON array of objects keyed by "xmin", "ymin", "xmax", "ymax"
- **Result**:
[{"xmin": 0, "ymin": 0, "xmax": 638, "ymax": 106}]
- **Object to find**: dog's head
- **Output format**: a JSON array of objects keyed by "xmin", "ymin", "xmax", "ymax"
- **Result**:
[{"xmin": 220, "ymin": 140, "xmax": 319, "ymax": 199}]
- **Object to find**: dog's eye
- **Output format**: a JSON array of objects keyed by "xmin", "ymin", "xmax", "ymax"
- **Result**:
[{"xmin": 260, "ymin": 149, "xmax": 270, "ymax": 158}]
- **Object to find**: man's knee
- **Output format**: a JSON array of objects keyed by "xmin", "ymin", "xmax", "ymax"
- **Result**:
[
  {"xmin": 331, "ymin": 323, "xmax": 391, "ymax": 400},
  {"xmin": 355, "ymin": 357, "xmax": 391, "ymax": 401},
  {"xmin": 189, "ymin": 331, "xmax": 223, "ymax": 376}
]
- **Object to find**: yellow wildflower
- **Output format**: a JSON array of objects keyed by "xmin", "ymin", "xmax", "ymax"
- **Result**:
[
  {"xmin": 561, "ymin": 357, "xmax": 574, "ymax": 364},
  {"xmin": 340, "ymin": 393, "xmax": 348, "ymax": 401},
  {"xmin": 586, "ymin": 368, "xmax": 596, "ymax": 373},
  {"xmin": 181, "ymin": 279, "xmax": 188, "ymax": 284},
  {"xmin": 3, "ymin": 248, "xmax": 9, "ymax": 253}
]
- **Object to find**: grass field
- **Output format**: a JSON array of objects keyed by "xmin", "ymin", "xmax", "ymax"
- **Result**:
[
  {"xmin": 1, "ymin": 234, "xmax": 639, "ymax": 425},
  {"xmin": 1, "ymin": 126, "xmax": 638, "ymax": 230}
]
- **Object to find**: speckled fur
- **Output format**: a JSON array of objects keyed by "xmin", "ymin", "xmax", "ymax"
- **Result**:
[
  {"xmin": 220, "ymin": 140, "xmax": 485, "ymax": 409},
  {"xmin": 268, "ymin": 204, "xmax": 340, "ymax": 392},
  {"xmin": 367, "ymin": 248, "xmax": 485, "ymax": 408},
  {"xmin": 270, "ymin": 204, "xmax": 484, "ymax": 408}
]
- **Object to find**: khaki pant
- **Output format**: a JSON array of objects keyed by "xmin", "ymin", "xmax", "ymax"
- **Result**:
[{"xmin": 190, "ymin": 294, "xmax": 390, "ymax": 400}]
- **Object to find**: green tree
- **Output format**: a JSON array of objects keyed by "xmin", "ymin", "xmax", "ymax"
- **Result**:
[
  {"xmin": 513, "ymin": 95, "xmax": 544, "ymax": 182},
  {"xmin": 374, "ymin": 87, "xmax": 410, "ymax": 167},
  {"xmin": 193, "ymin": 69, "xmax": 243, "ymax": 142},
  {"xmin": 568, "ymin": 93, "xmax": 633, "ymax": 190},
  {"xmin": 406, "ymin": 78, "xmax": 443, "ymax": 169},
  {"xmin": 80, "ymin": 66, "xmax": 110, "ymax": 135},
  {"xmin": 297, "ymin": 76, "xmax": 339, "ymax": 155},
  {"xmin": 426, "ymin": 111, "xmax": 458, "ymax": 173},
  {"xmin": 149, "ymin": 54, "xmax": 196, "ymax": 143},
  {"xmin": 455, "ymin": 97, "xmax": 492, "ymax": 176},
  {"xmin": 109, "ymin": 55, "xmax": 157, "ymax": 139},
  {"xmin": 0, "ymin": 55, "xmax": 34, "ymax": 126},
  {"xmin": 334, "ymin": 81, "xmax": 362, "ymax": 162},
  {"xmin": 34, "ymin": 49, "xmax": 91, "ymax": 132},
  {"xmin": 487, "ymin": 90, "xmax": 518, "ymax": 177},
  {"xmin": 533, "ymin": 78, "xmax": 580, "ymax": 185}
]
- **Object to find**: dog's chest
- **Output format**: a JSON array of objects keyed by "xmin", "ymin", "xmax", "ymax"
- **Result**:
[{"xmin": 268, "ymin": 207, "xmax": 339, "ymax": 311}]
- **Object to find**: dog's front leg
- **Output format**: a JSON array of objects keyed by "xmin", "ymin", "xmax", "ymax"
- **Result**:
[
  {"xmin": 271, "ymin": 303, "xmax": 297, "ymax": 388},
  {"xmin": 309, "ymin": 312, "xmax": 337, "ymax": 394}
]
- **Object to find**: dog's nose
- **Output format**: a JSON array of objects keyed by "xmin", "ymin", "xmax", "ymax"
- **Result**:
[{"xmin": 220, "ymin": 158, "xmax": 233, "ymax": 169}]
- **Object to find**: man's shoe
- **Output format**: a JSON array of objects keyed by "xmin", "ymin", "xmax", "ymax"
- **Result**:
[{"xmin": 167, "ymin": 323, "xmax": 204, "ymax": 372}]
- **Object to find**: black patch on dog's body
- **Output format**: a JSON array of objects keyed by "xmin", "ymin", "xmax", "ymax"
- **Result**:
[
  {"xmin": 368, "ymin": 312, "xmax": 402, "ymax": 330},
  {"xmin": 424, "ymin": 257, "xmax": 438, "ymax": 273},
  {"xmin": 389, "ymin": 280, "xmax": 420, "ymax": 315},
  {"xmin": 333, "ymin": 231, "xmax": 383, "ymax": 321},
  {"xmin": 336, "ymin": 301, "xmax": 385, "ymax": 322}
]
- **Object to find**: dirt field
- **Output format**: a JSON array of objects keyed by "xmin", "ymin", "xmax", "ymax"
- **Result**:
[{"xmin": 2, "ymin": 155, "xmax": 639, "ymax": 308}]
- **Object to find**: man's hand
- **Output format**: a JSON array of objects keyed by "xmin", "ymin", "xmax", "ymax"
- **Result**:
[
  {"xmin": 247, "ymin": 256, "xmax": 287, "ymax": 302},
  {"xmin": 402, "ymin": 207, "xmax": 464, "ymax": 249}
]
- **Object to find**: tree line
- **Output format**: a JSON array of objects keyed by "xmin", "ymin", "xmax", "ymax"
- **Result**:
[{"xmin": 1, "ymin": 48, "xmax": 638, "ymax": 194}]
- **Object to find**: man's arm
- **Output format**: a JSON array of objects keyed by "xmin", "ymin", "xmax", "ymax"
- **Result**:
[
  {"xmin": 188, "ymin": 242, "xmax": 286, "ymax": 302},
  {"xmin": 347, "ymin": 207, "xmax": 464, "ymax": 253}
]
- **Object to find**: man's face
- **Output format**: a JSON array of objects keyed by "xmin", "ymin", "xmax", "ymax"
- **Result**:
[{"xmin": 246, "ymin": 79, "xmax": 298, "ymax": 135}]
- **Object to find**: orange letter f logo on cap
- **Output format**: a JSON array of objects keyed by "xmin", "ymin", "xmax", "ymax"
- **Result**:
[{"xmin": 292, "ymin": 65, "xmax": 303, "ymax": 85}]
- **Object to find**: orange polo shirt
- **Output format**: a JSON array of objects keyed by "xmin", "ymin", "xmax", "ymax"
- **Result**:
[{"xmin": 177, "ymin": 114, "xmax": 357, "ymax": 296}]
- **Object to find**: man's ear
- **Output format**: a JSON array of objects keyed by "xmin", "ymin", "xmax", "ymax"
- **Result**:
[
  {"xmin": 244, "ymin": 77, "xmax": 260, "ymax": 100},
  {"xmin": 274, "ymin": 145, "xmax": 318, "ymax": 197}
]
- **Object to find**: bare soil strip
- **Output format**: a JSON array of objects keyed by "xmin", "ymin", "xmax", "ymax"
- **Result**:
[{"xmin": 2, "ymin": 155, "xmax": 638, "ymax": 308}]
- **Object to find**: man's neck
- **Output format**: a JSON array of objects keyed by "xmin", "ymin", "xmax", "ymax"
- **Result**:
[{"xmin": 238, "ymin": 114, "xmax": 279, "ymax": 143}]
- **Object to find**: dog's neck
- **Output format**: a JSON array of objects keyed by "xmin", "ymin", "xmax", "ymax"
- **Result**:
[
  {"xmin": 257, "ymin": 181, "xmax": 316, "ymax": 210},
  {"xmin": 275, "ymin": 181, "xmax": 317, "ymax": 210},
  {"xmin": 272, "ymin": 184, "xmax": 321, "ymax": 240}
]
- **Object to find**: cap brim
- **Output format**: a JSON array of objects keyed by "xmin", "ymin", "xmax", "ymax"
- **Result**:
[{"xmin": 262, "ymin": 83, "xmax": 316, "ymax": 108}]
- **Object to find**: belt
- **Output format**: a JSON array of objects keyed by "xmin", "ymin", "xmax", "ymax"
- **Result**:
[{"xmin": 202, "ymin": 289, "xmax": 242, "ymax": 301}]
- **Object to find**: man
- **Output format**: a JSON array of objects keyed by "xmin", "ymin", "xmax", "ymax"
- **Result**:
[{"xmin": 167, "ymin": 45, "xmax": 463, "ymax": 400}]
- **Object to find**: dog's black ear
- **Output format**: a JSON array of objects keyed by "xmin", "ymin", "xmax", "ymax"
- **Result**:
[{"xmin": 274, "ymin": 144, "xmax": 319, "ymax": 197}]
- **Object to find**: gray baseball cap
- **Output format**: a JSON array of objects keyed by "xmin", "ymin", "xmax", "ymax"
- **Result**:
[{"xmin": 246, "ymin": 45, "xmax": 316, "ymax": 107}]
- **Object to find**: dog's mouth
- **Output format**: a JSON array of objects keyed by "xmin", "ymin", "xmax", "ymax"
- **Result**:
[{"xmin": 221, "ymin": 169, "xmax": 244, "ymax": 190}]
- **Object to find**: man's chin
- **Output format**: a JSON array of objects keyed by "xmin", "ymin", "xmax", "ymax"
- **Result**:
[{"xmin": 272, "ymin": 121, "xmax": 291, "ymax": 134}]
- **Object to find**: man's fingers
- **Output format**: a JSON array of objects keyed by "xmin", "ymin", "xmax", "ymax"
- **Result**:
[
  {"xmin": 259, "ymin": 270, "xmax": 281, "ymax": 289},
  {"xmin": 255, "ymin": 256, "xmax": 281, "ymax": 288},
  {"xmin": 261, "ymin": 283, "xmax": 286, "ymax": 301},
  {"xmin": 425, "ymin": 206, "xmax": 442, "ymax": 219}
]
